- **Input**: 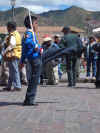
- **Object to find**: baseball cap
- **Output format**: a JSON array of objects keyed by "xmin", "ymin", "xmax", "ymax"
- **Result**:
[{"xmin": 61, "ymin": 26, "xmax": 70, "ymax": 32}]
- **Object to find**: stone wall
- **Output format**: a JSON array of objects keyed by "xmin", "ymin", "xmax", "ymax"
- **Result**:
[{"xmin": 0, "ymin": 26, "xmax": 62, "ymax": 44}]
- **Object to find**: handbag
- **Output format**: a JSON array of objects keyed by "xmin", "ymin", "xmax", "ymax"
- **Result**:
[{"xmin": 3, "ymin": 50, "xmax": 15, "ymax": 61}]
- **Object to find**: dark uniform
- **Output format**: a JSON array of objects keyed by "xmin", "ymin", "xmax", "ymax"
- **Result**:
[
  {"xmin": 60, "ymin": 27, "xmax": 83, "ymax": 87},
  {"xmin": 93, "ymin": 42, "xmax": 100, "ymax": 88}
]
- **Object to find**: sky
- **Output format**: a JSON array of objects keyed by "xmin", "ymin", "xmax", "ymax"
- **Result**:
[{"xmin": 0, "ymin": 0, "xmax": 99, "ymax": 13}]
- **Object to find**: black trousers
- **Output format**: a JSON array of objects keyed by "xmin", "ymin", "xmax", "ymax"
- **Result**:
[
  {"xmin": 25, "ymin": 58, "xmax": 41, "ymax": 103},
  {"xmin": 66, "ymin": 56, "xmax": 77, "ymax": 86},
  {"xmin": 96, "ymin": 59, "xmax": 100, "ymax": 88}
]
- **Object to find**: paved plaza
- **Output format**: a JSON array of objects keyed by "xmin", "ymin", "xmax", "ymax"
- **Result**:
[{"xmin": 0, "ymin": 82, "xmax": 100, "ymax": 133}]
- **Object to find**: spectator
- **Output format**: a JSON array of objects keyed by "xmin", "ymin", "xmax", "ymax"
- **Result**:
[
  {"xmin": 53, "ymin": 34, "xmax": 63, "ymax": 80},
  {"xmin": 0, "ymin": 34, "xmax": 9, "ymax": 85},
  {"xmin": 84, "ymin": 36, "xmax": 97, "ymax": 80},
  {"xmin": 3, "ymin": 21, "xmax": 22, "ymax": 91},
  {"xmin": 41, "ymin": 35, "xmax": 59, "ymax": 85}
]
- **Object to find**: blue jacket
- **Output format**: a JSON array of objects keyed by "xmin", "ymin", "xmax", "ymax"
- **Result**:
[
  {"xmin": 52, "ymin": 43, "xmax": 59, "ymax": 49},
  {"xmin": 21, "ymin": 30, "xmax": 41, "ymax": 63}
]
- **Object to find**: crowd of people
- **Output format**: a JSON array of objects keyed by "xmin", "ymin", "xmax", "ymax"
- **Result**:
[{"xmin": 0, "ymin": 15, "xmax": 100, "ymax": 106}]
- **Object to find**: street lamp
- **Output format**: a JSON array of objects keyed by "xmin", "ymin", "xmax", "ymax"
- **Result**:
[
  {"xmin": 10, "ymin": 0, "xmax": 16, "ymax": 21},
  {"xmin": 85, "ymin": 17, "xmax": 92, "ymax": 36}
]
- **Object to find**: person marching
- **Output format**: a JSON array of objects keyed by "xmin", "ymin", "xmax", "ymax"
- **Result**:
[
  {"xmin": 20, "ymin": 15, "xmax": 43, "ymax": 106},
  {"xmin": 60, "ymin": 26, "xmax": 83, "ymax": 87}
]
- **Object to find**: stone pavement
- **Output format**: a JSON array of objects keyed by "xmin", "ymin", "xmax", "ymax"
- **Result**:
[
  {"xmin": 60, "ymin": 72, "xmax": 94, "ymax": 83},
  {"xmin": 0, "ymin": 83, "xmax": 100, "ymax": 133}
]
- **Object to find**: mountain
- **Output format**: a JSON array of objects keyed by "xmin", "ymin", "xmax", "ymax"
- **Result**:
[
  {"xmin": 0, "ymin": 7, "xmax": 29, "ymax": 26},
  {"xmin": 0, "ymin": 7, "xmax": 49, "ymax": 26},
  {"xmin": 0, "ymin": 6, "xmax": 100, "ymax": 29},
  {"xmin": 40, "ymin": 6, "xmax": 100, "ymax": 28}
]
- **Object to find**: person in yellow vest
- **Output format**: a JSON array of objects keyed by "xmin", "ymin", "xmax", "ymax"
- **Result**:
[{"xmin": 3, "ymin": 21, "xmax": 22, "ymax": 91}]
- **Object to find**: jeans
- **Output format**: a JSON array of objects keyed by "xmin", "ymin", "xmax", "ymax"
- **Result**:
[
  {"xmin": 8, "ymin": 59, "xmax": 21, "ymax": 88},
  {"xmin": 25, "ymin": 58, "xmax": 41, "ymax": 103},
  {"xmin": 86, "ymin": 58, "xmax": 96, "ymax": 77},
  {"xmin": 26, "ymin": 61, "xmax": 31, "ymax": 83},
  {"xmin": 26, "ymin": 60, "xmax": 41, "ymax": 84},
  {"xmin": 58, "ymin": 64, "xmax": 63, "ymax": 80}
]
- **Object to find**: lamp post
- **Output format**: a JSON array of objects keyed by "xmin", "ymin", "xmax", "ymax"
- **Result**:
[
  {"xmin": 85, "ymin": 17, "xmax": 91, "ymax": 36},
  {"xmin": 10, "ymin": 0, "xmax": 16, "ymax": 21}
]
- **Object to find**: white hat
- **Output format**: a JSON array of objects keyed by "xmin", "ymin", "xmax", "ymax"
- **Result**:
[
  {"xmin": 54, "ymin": 34, "xmax": 60, "ymax": 38},
  {"xmin": 93, "ymin": 27, "xmax": 100, "ymax": 33},
  {"xmin": 43, "ymin": 37, "xmax": 52, "ymax": 42}
]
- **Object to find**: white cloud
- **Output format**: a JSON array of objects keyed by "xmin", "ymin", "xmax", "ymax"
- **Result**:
[
  {"xmin": 0, "ymin": 0, "xmax": 100, "ymax": 13},
  {"xmin": 24, "ymin": 5, "xmax": 59, "ymax": 13}
]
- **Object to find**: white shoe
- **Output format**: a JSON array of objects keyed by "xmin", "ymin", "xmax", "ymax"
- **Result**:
[
  {"xmin": 92, "ymin": 77, "xmax": 96, "ymax": 80},
  {"xmin": 85, "ymin": 77, "xmax": 90, "ymax": 80}
]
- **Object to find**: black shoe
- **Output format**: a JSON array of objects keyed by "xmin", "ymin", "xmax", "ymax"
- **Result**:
[
  {"xmin": 12, "ymin": 88, "xmax": 21, "ymax": 92},
  {"xmin": 96, "ymin": 85, "xmax": 100, "ymax": 89},
  {"xmin": 67, "ymin": 84, "xmax": 73, "ymax": 87},
  {"xmin": 95, "ymin": 83, "xmax": 100, "ymax": 88},
  {"xmin": 73, "ymin": 84, "xmax": 76, "ymax": 87},
  {"xmin": 21, "ymin": 81, "xmax": 27, "ymax": 85},
  {"xmin": 23, "ymin": 103, "xmax": 38, "ymax": 106},
  {"xmin": 3, "ymin": 87, "xmax": 12, "ymax": 91},
  {"xmin": 23, "ymin": 101, "xmax": 38, "ymax": 106},
  {"xmin": 67, "ymin": 84, "xmax": 76, "ymax": 87}
]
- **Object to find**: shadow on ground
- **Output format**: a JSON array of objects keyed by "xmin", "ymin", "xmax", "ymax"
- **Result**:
[
  {"xmin": 0, "ymin": 101, "xmax": 60, "ymax": 107},
  {"xmin": 0, "ymin": 102, "xmax": 22, "ymax": 106},
  {"xmin": 75, "ymin": 86, "xmax": 97, "ymax": 89}
]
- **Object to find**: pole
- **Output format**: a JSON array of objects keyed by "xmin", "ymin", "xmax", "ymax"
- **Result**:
[
  {"xmin": 12, "ymin": 5, "xmax": 15, "ymax": 21},
  {"xmin": 18, "ymin": 5, "xmax": 37, "ymax": 44},
  {"xmin": 28, "ymin": 10, "xmax": 36, "ymax": 43},
  {"xmin": 10, "ymin": 0, "xmax": 16, "ymax": 21}
]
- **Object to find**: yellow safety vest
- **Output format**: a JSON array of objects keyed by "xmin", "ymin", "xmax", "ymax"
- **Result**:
[{"xmin": 5, "ymin": 30, "xmax": 22, "ymax": 60}]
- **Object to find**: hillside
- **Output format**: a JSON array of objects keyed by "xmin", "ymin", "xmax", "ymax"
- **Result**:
[
  {"xmin": 0, "ymin": 6, "xmax": 100, "ymax": 29},
  {"xmin": 40, "ymin": 6, "xmax": 99, "ymax": 28},
  {"xmin": 0, "ymin": 7, "xmax": 29, "ymax": 26}
]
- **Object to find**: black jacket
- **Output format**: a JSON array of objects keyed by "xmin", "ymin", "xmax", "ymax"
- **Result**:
[{"xmin": 93, "ymin": 42, "xmax": 100, "ymax": 59}]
